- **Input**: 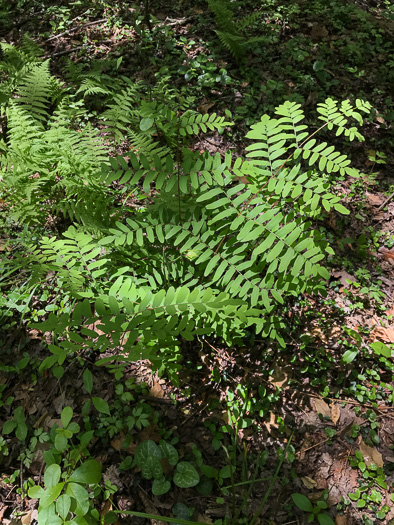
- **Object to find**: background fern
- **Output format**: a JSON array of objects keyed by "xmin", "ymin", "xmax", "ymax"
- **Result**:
[{"xmin": 206, "ymin": 0, "xmax": 266, "ymax": 60}]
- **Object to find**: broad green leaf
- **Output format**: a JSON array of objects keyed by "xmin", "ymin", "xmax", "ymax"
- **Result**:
[
  {"xmin": 317, "ymin": 514, "xmax": 335, "ymax": 525},
  {"xmin": 83, "ymin": 369, "xmax": 93, "ymax": 394},
  {"xmin": 61, "ymin": 406, "xmax": 73, "ymax": 429},
  {"xmin": 28, "ymin": 485, "xmax": 45, "ymax": 499},
  {"xmin": 69, "ymin": 460, "xmax": 102, "ymax": 485},
  {"xmin": 370, "ymin": 342, "xmax": 391, "ymax": 358},
  {"xmin": 152, "ymin": 477, "xmax": 171, "ymax": 496},
  {"xmin": 342, "ymin": 349, "xmax": 358, "ymax": 364},
  {"xmin": 15, "ymin": 422, "xmax": 28, "ymax": 441},
  {"xmin": 39, "ymin": 483, "xmax": 65, "ymax": 509},
  {"xmin": 135, "ymin": 440, "xmax": 163, "ymax": 480},
  {"xmin": 173, "ymin": 462, "xmax": 200, "ymax": 488},
  {"xmin": 56, "ymin": 494, "xmax": 71, "ymax": 520},
  {"xmin": 140, "ymin": 117, "xmax": 154, "ymax": 131},
  {"xmin": 2, "ymin": 420, "xmax": 16, "ymax": 435},
  {"xmin": 159, "ymin": 441, "xmax": 178, "ymax": 466},
  {"xmin": 65, "ymin": 482, "xmax": 89, "ymax": 516},
  {"xmin": 37, "ymin": 504, "xmax": 62, "ymax": 525},
  {"xmin": 55, "ymin": 433, "xmax": 68, "ymax": 452},
  {"xmin": 44, "ymin": 464, "xmax": 61, "ymax": 488},
  {"xmin": 92, "ymin": 397, "xmax": 111, "ymax": 416},
  {"xmin": 334, "ymin": 203, "xmax": 350, "ymax": 215},
  {"xmin": 291, "ymin": 493, "xmax": 313, "ymax": 513}
]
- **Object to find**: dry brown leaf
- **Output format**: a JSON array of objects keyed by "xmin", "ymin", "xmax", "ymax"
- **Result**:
[
  {"xmin": 149, "ymin": 382, "xmax": 164, "ymax": 399},
  {"xmin": 310, "ymin": 326, "xmax": 327, "ymax": 344},
  {"xmin": 370, "ymin": 326, "xmax": 394, "ymax": 344},
  {"xmin": 110, "ymin": 434, "xmax": 125, "ymax": 452},
  {"xmin": 310, "ymin": 24, "xmax": 329, "ymax": 41},
  {"xmin": 301, "ymin": 476, "xmax": 317, "ymax": 489},
  {"xmin": 21, "ymin": 511, "xmax": 32, "ymax": 525},
  {"xmin": 0, "ymin": 240, "xmax": 11, "ymax": 252},
  {"xmin": 309, "ymin": 491, "xmax": 325, "ymax": 502},
  {"xmin": 269, "ymin": 365, "xmax": 292, "ymax": 388},
  {"xmin": 0, "ymin": 506, "xmax": 9, "ymax": 522},
  {"xmin": 335, "ymin": 515, "xmax": 348, "ymax": 525},
  {"xmin": 139, "ymin": 424, "xmax": 161, "ymax": 443},
  {"xmin": 314, "ymin": 398, "xmax": 331, "ymax": 418},
  {"xmin": 366, "ymin": 193, "xmax": 385, "ymax": 206},
  {"xmin": 198, "ymin": 101, "xmax": 215, "ymax": 114},
  {"xmin": 196, "ymin": 515, "xmax": 213, "ymax": 525},
  {"xmin": 359, "ymin": 440, "xmax": 383, "ymax": 468},
  {"xmin": 331, "ymin": 404, "xmax": 341, "ymax": 425},
  {"xmin": 328, "ymin": 325, "xmax": 342, "ymax": 339},
  {"xmin": 332, "ymin": 270, "xmax": 356, "ymax": 290},
  {"xmin": 264, "ymin": 411, "xmax": 278, "ymax": 433}
]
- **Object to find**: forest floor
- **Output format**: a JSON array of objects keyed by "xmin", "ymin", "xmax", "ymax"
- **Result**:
[{"xmin": 1, "ymin": 1, "xmax": 394, "ymax": 524}]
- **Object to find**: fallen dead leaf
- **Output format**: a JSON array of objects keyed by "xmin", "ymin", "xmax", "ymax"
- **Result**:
[
  {"xmin": 111, "ymin": 433, "xmax": 126, "ymax": 452},
  {"xmin": 301, "ymin": 476, "xmax": 317, "ymax": 489},
  {"xmin": 309, "ymin": 490, "xmax": 325, "ymax": 502},
  {"xmin": 196, "ymin": 515, "xmax": 213, "ymax": 525},
  {"xmin": 264, "ymin": 411, "xmax": 279, "ymax": 433},
  {"xmin": 21, "ymin": 511, "xmax": 32, "ymax": 525},
  {"xmin": 331, "ymin": 404, "xmax": 341, "ymax": 425},
  {"xmin": 52, "ymin": 392, "xmax": 66, "ymax": 414},
  {"xmin": 310, "ymin": 24, "xmax": 329, "ymax": 41},
  {"xmin": 198, "ymin": 101, "xmax": 215, "ymax": 114},
  {"xmin": 149, "ymin": 382, "xmax": 164, "ymax": 399},
  {"xmin": 366, "ymin": 193, "xmax": 385, "ymax": 206},
  {"xmin": 336, "ymin": 514, "xmax": 348, "ymax": 525},
  {"xmin": 0, "ymin": 505, "xmax": 8, "ymax": 522},
  {"xmin": 327, "ymin": 325, "xmax": 342, "ymax": 339},
  {"xmin": 359, "ymin": 439, "xmax": 383, "ymax": 468},
  {"xmin": 370, "ymin": 326, "xmax": 394, "ymax": 344},
  {"xmin": 310, "ymin": 325, "xmax": 327, "ymax": 344},
  {"xmin": 269, "ymin": 364, "xmax": 292, "ymax": 388},
  {"xmin": 314, "ymin": 398, "xmax": 331, "ymax": 418},
  {"xmin": 332, "ymin": 270, "xmax": 356, "ymax": 291}
]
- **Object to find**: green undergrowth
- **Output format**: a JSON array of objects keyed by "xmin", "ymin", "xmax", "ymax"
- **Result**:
[{"xmin": 0, "ymin": 31, "xmax": 393, "ymax": 525}]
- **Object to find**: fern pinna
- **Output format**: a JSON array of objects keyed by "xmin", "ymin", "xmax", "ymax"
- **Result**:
[{"xmin": 27, "ymin": 95, "xmax": 371, "ymax": 378}]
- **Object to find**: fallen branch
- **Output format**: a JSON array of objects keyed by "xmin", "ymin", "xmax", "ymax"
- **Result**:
[{"xmin": 45, "ymin": 18, "xmax": 107, "ymax": 42}]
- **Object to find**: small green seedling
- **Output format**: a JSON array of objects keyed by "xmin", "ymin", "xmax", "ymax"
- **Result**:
[
  {"xmin": 132, "ymin": 439, "xmax": 200, "ymax": 496},
  {"xmin": 2, "ymin": 406, "xmax": 28, "ymax": 441},
  {"xmin": 292, "ymin": 493, "xmax": 334, "ymax": 524}
]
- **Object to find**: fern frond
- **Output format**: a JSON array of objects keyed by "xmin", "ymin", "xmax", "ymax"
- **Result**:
[
  {"xmin": 206, "ymin": 0, "xmax": 237, "ymax": 33},
  {"xmin": 15, "ymin": 60, "xmax": 52, "ymax": 123},
  {"xmin": 76, "ymin": 78, "xmax": 112, "ymax": 97},
  {"xmin": 19, "ymin": 34, "xmax": 44, "ymax": 60},
  {"xmin": 215, "ymin": 31, "xmax": 244, "ymax": 59},
  {"xmin": 238, "ymin": 12, "xmax": 262, "ymax": 31}
]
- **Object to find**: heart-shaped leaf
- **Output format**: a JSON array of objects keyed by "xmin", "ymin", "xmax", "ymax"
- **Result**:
[
  {"xmin": 173, "ymin": 462, "xmax": 200, "ymax": 488},
  {"xmin": 152, "ymin": 477, "xmax": 171, "ymax": 496}
]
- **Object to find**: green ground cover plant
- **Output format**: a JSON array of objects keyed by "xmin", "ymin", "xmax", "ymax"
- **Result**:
[
  {"xmin": 1, "ymin": 1, "xmax": 394, "ymax": 523},
  {"xmin": 0, "ymin": 40, "xmax": 372, "ymax": 380}
]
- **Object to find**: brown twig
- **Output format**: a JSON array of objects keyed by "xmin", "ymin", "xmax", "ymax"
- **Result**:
[
  {"xmin": 377, "ymin": 190, "xmax": 394, "ymax": 212},
  {"xmin": 45, "ymin": 18, "xmax": 107, "ymax": 41}
]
